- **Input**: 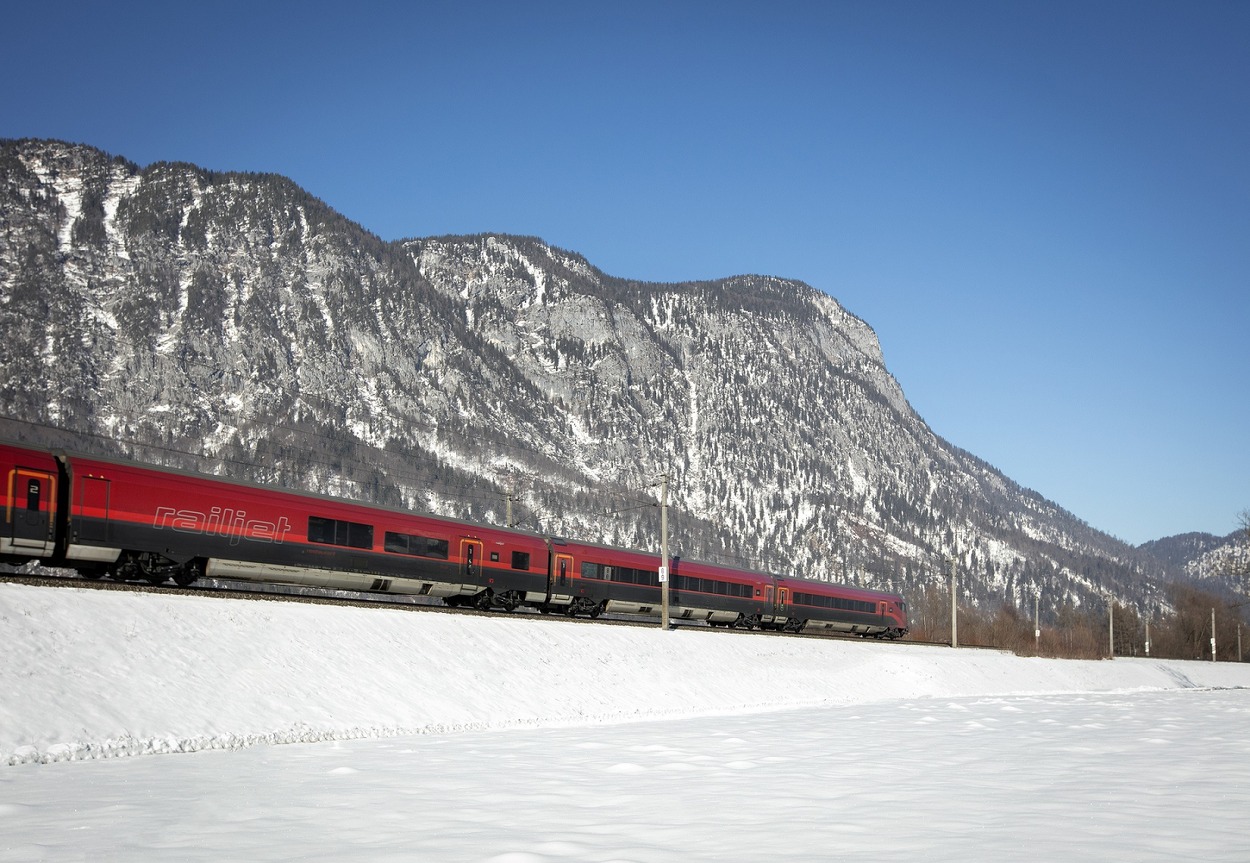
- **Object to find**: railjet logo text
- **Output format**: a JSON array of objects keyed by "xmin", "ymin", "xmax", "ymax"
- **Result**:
[{"xmin": 153, "ymin": 507, "xmax": 293, "ymax": 546}]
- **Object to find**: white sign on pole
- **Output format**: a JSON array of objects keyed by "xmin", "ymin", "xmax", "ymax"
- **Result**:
[{"xmin": 658, "ymin": 565, "xmax": 668, "ymax": 583}]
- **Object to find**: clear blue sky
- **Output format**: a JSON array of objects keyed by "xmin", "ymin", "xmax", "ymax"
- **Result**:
[{"xmin": 4, "ymin": 0, "xmax": 1247, "ymax": 544}]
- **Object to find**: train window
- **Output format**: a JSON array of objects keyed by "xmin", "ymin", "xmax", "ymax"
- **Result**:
[
  {"xmin": 582, "ymin": 564, "xmax": 659, "ymax": 586},
  {"xmin": 794, "ymin": 591, "xmax": 876, "ymax": 613},
  {"xmin": 348, "ymin": 522, "xmax": 372, "ymax": 549},
  {"xmin": 635, "ymin": 567, "xmax": 660, "ymax": 587},
  {"xmin": 26, "ymin": 479, "xmax": 41, "ymax": 511},
  {"xmin": 309, "ymin": 517, "xmax": 332, "ymax": 545},
  {"xmin": 672, "ymin": 575, "xmax": 752, "ymax": 597},
  {"xmin": 383, "ymin": 531, "xmax": 450, "ymax": 560},
  {"xmin": 511, "ymin": 551, "xmax": 530, "ymax": 571},
  {"xmin": 490, "ymin": 551, "xmax": 500, "ymax": 562},
  {"xmin": 308, "ymin": 516, "xmax": 374, "ymax": 549}
]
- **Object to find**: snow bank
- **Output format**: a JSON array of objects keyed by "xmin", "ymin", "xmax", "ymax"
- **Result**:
[{"xmin": 4, "ymin": 582, "xmax": 1248, "ymax": 766}]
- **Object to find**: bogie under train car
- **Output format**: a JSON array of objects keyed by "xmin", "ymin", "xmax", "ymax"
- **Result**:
[{"xmin": 2, "ymin": 440, "xmax": 908, "ymax": 638}]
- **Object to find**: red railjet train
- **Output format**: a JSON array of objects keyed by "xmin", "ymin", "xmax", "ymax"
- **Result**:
[{"xmin": 2, "ymin": 440, "xmax": 908, "ymax": 638}]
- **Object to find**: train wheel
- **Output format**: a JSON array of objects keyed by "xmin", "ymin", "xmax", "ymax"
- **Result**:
[
  {"xmin": 173, "ymin": 560, "xmax": 203, "ymax": 588},
  {"xmin": 128, "ymin": 552, "xmax": 167, "ymax": 585}
]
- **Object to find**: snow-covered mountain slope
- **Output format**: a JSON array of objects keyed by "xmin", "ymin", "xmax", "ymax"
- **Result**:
[
  {"xmin": 1183, "ymin": 533, "xmax": 1249, "ymax": 592},
  {"xmin": 0, "ymin": 139, "xmax": 1181, "ymax": 613},
  {"xmin": 1140, "ymin": 530, "xmax": 1249, "ymax": 596}
]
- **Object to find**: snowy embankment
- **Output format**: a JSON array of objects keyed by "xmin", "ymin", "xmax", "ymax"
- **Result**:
[{"xmin": 3, "ymin": 582, "xmax": 1248, "ymax": 767}]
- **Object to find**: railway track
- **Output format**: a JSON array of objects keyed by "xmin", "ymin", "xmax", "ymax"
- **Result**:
[
  {"xmin": 1, "ymin": 566, "xmax": 996, "ymax": 650},
  {"xmin": 0, "ymin": 567, "xmax": 742, "ymax": 635}
]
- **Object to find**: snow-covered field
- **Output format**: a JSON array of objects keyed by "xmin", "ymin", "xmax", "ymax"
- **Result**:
[{"xmin": 3, "ymin": 582, "xmax": 1249, "ymax": 861}]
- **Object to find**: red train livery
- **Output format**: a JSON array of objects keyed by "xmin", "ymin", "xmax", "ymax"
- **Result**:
[{"xmin": 2, "ymin": 440, "xmax": 908, "ymax": 638}]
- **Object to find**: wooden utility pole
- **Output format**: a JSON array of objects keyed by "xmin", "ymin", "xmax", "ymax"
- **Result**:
[
  {"xmin": 1108, "ymin": 599, "xmax": 1114, "ymax": 659},
  {"xmin": 1211, "ymin": 607, "xmax": 1217, "ymax": 661},
  {"xmin": 949, "ymin": 556, "xmax": 957, "ymax": 649},
  {"xmin": 660, "ymin": 472, "xmax": 670, "ymax": 631},
  {"xmin": 1034, "ymin": 591, "xmax": 1040, "ymax": 657},
  {"xmin": 1228, "ymin": 600, "xmax": 1249, "ymax": 661}
]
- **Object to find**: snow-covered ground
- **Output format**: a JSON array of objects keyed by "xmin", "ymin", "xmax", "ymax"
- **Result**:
[{"xmin": 3, "ymin": 582, "xmax": 1249, "ymax": 861}]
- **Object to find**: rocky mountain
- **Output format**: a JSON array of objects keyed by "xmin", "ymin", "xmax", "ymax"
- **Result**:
[
  {"xmin": 0, "ymin": 138, "xmax": 1196, "ymax": 617},
  {"xmin": 1138, "ymin": 533, "xmax": 1233, "ymax": 571},
  {"xmin": 1143, "ymin": 532, "xmax": 1249, "ymax": 594}
]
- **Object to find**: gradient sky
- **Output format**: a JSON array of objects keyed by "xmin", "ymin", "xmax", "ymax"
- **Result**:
[{"xmin": 4, "ymin": 0, "xmax": 1247, "ymax": 544}]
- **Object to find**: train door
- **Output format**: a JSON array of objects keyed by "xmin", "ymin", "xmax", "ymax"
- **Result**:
[
  {"xmin": 74, "ymin": 476, "xmax": 111, "ymax": 543},
  {"xmin": 555, "ymin": 553, "xmax": 574, "ymax": 589},
  {"xmin": 777, "ymin": 586, "xmax": 790, "ymax": 617},
  {"xmin": 460, "ymin": 538, "xmax": 484, "ymax": 584},
  {"xmin": 7, "ymin": 467, "xmax": 57, "ymax": 555}
]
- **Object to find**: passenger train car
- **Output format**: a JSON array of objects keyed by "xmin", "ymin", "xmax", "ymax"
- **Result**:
[{"xmin": 1, "ymin": 440, "xmax": 908, "ymax": 638}]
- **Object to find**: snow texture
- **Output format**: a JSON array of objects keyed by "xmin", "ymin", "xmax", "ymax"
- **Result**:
[{"xmin": 2, "ymin": 583, "xmax": 1249, "ymax": 861}]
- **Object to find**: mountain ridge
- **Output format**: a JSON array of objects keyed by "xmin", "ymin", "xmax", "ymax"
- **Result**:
[{"xmin": 3, "ymin": 137, "xmax": 1231, "ymax": 617}]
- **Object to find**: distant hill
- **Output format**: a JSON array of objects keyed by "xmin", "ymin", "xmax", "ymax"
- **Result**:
[{"xmin": 1138, "ymin": 532, "xmax": 1233, "ymax": 569}]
